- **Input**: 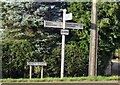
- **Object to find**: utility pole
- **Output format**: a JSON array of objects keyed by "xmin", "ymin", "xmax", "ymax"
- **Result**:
[{"xmin": 89, "ymin": 0, "xmax": 98, "ymax": 76}]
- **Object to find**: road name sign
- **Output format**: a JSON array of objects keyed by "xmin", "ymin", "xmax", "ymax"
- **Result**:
[
  {"xmin": 61, "ymin": 29, "xmax": 69, "ymax": 35},
  {"xmin": 27, "ymin": 62, "xmax": 47, "ymax": 79},
  {"xmin": 44, "ymin": 21, "xmax": 62, "ymax": 28},
  {"xmin": 27, "ymin": 62, "xmax": 47, "ymax": 66},
  {"xmin": 44, "ymin": 21, "xmax": 83, "ymax": 29},
  {"xmin": 66, "ymin": 22, "xmax": 83, "ymax": 29}
]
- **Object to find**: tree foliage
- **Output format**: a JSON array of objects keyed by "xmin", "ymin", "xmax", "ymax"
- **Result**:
[
  {"xmin": 0, "ymin": 1, "xmax": 120, "ymax": 78},
  {"xmin": 67, "ymin": 2, "xmax": 120, "ymax": 75},
  {"xmin": 1, "ymin": 1, "xmax": 63, "ymax": 78}
]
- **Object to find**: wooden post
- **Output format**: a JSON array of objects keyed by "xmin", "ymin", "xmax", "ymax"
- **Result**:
[
  {"xmin": 0, "ymin": 6, "xmax": 3, "ymax": 79},
  {"xmin": 29, "ymin": 65, "xmax": 32, "ymax": 79},
  {"xmin": 41, "ymin": 66, "xmax": 43, "ymax": 79},
  {"xmin": 89, "ymin": 0, "xmax": 98, "ymax": 76}
]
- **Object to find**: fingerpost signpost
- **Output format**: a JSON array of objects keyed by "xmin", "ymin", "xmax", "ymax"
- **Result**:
[{"xmin": 44, "ymin": 9, "xmax": 83, "ymax": 79}]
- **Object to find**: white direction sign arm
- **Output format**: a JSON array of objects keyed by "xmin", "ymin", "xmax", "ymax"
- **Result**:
[
  {"xmin": 65, "ymin": 13, "xmax": 72, "ymax": 20},
  {"xmin": 66, "ymin": 23, "xmax": 83, "ymax": 29},
  {"xmin": 44, "ymin": 21, "xmax": 62, "ymax": 28},
  {"xmin": 44, "ymin": 21, "xmax": 83, "ymax": 29}
]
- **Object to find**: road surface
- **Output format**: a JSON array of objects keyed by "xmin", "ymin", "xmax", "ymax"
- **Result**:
[{"xmin": 1, "ymin": 81, "xmax": 119, "ymax": 85}]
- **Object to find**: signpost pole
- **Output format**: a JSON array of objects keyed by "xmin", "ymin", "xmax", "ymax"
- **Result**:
[
  {"xmin": 30, "ymin": 65, "xmax": 32, "ymax": 79},
  {"xmin": 41, "ymin": 66, "xmax": 43, "ymax": 79},
  {"xmin": 43, "ymin": 9, "xmax": 83, "ymax": 79},
  {"xmin": 61, "ymin": 9, "xmax": 66, "ymax": 79},
  {"xmin": 0, "ymin": 29, "xmax": 3, "ymax": 79}
]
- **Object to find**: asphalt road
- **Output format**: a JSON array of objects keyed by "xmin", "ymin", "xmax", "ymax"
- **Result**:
[{"xmin": 1, "ymin": 81, "xmax": 119, "ymax": 85}]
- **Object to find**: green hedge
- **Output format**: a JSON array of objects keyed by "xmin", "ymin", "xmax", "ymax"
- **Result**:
[{"xmin": 1, "ymin": 2, "xmax": 120, "ymax": 78}]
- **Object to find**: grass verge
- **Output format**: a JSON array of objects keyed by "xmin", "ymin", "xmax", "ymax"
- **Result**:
[{"xmin": 0, "ymin": 76, "xmax": 119, "ymax": 82}]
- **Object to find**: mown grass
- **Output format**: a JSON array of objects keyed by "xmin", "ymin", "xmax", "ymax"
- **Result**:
[{"xmin": 0, "ymin": 76, "xmax": 119, "ymax": 82}]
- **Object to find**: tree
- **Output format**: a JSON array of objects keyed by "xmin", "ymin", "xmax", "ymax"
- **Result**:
[
  {"xmin": 1, "ymin": 1, "xmax": 64, "ymax": 78},
  {"xmin": 67, "ymin": 2, "xmax": 120, "ymax": 75},
  {"xmin": 1, "ymin": 1, "xmax": 120, "ymax": 78}
]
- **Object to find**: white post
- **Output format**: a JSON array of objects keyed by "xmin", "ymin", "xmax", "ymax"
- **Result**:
[
  {"xmin": 41, "ymin": 66, "xmax": 43, "ymax": 79},
  {"xmin": 29, "ymin": 65, "xmax": 32, "ymax": 79},
  {"xmin": 0, "ymin": 29, "xmax": 3, "ymax": 79},
  {"xmin": 61, "ymin": 9, "xmax": 66, "ymax": 79}
]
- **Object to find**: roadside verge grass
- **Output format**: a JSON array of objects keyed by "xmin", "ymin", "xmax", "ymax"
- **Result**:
[{"xmin": 0, "ymin": 76, "xmax": 119, "ymax": 82}]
